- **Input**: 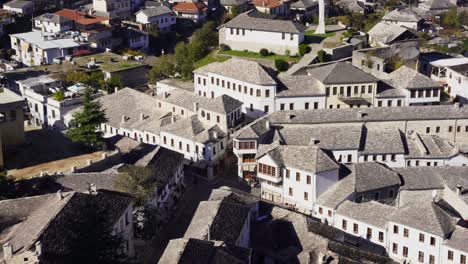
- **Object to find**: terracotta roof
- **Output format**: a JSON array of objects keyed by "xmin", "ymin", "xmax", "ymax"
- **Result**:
[
  {"xmin": 253, "ymin": 0, "xmax": 284, "ymax": 8},
  {"xmin": 55, "ymin": 9, "xmax": 109, "ymax": 25},
  {"xmin": 172, "ymin": 2, "xmax": 207, "ymax": 13}
]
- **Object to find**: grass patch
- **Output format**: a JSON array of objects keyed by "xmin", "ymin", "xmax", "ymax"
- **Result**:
[
  {"xmin": 218, "ymin": 50, "xmax": 300, "ymax": 62},
  {"xmin": 304, "ymin": 31, "xmax": 336, "ymax": 38},
  {"xmin": 194, "ymin": 51, "xmax": 231, "ymax": 69}
]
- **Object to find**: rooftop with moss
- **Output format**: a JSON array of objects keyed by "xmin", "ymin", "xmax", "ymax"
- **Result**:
[{"xmin": 71, "ymin": 52, "xmax": 145, "ymax": 73}]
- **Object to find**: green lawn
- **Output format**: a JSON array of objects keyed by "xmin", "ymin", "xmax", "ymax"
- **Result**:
[
  {"xmin": 194, "ymin": 52, "xmax": 231, "ymax": 69},
  {"xmin": 304, "ymin": 31, "xmax": 336, "ymax": 38},
  {"xmin": 218, "ymin": 50, "xmax": 300, "ymax": 62}
]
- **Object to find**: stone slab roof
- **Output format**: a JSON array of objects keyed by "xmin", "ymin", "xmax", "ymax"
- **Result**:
[
  {"xmin": 221, "ymin": 10, "xmax": 306, "ymax": 34},
  {"xmin": 136, "ymin": 6, "xmax": 173, "ymax": 17},
  {"xmin": 353, "ymin": 162, "xmax": 402, "ymax": 193},
  {"xmin": 449, "ymin": 63, "xmax": 468, "ymax": 77},
  {"xmin": 368, "ymin": 22, "xmax": 416, "ymax": 45},
  {"xmin": 382, "ymin": 8, "xmax": 421, "ymax": 22},
  {"xmin": 160, "ymin": 115, "xmax": 226, "ymax": 144},
  {"xmin": 336, "ymin": 200, "xmax": 397, "ymax": 228},
  {"xmin": 307, "ymin": 62, "xmax": 378, "ymax": 85},
  {"xmin": 405, "ymin": 133, "xmax": 459, "ymax": 159},
  {"xmin": 360, "ymin": 128, "xmax": 406, "ymax": 155},
  {"xmin": 443, "ymin": 226, "xmax": 468, "ymax": 253},
  {"xmin": 316, "ymin": 172, "xmax": 355, "ymax": 208},
  {"xmin": 384, "ymin": 66, "xmax": 441, "ymax": 90},
  {"xmin": 276, "ymin": 75, "xmax": 326, "ymax": 97}
]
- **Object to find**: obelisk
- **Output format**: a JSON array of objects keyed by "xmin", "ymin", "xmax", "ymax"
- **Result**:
[{"xmin": 315, "ymin": 0, "xmax": 325, "ymax": 34}]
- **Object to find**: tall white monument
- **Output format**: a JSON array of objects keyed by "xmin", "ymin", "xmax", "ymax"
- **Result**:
[{"xmin": 315, "ymin": 0, "xmax": 326, "ymax": 34}]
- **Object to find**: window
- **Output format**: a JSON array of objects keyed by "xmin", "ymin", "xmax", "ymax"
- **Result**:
[
  {"xmin": 436, "ymin": 126, "xmax": 440, "ymax": 133},
  {"xmin": 280, "ymin": 104, "xmax": 285, "ymax": 110},
  {"xmin": 393, "ymin": 225, "xmax": 399, "ymax": 234},
  {"xmin": 378, "ymin": 232, "xmax": 384, "ymax": 242},
  {"xmin": 288, "ymin": 187, "xmax": 293, "ymax": 195},
  {"xmin": 411, "ymin": 90, "xmax": 416, "ymax": 98},
  {"xmin": 342, "ymin": 220, "xmax": 347, "ymax": 230},
  {"xmin": 250, "ymin": 88, "xmax": 253, "ymax": 95},
  {"xmin": 430, "ymin": 237, "xmax": 435, "ymax": 246},
  {"xmin": 449, "ymin": 126, "xmax": 453, "ymax": 132},
  {"xmin": 163, "ymin": 136, "xmax": 167, "ymax": 144},
  {"xmin": 367, "ymin": 228, "xmax": 372, "ymax": 239},
  {"xmin": 347, "ymin": 155, "xmax": 352, "ymax": 162},
  {"xmin": 392, "ymin": 243, "xmax": 398, "ymax": 254},
  {"xmin": 403, "ymin": 228, "xmax": 409, "ymax": 237},
  {"xmin": 290, "ymin": 103, "xmax": 294, "ymax": 110},
  {"xmin": 186, "ymin": 144, "xmax": 190, "ymax": 152},
  {"xmin": 304, "ymin": 192, "xmax": 308, "ymax": 200},
  {"xmin": 448, "ymin": 250, "xmax": 453, "ymax": 260},
  {"xmin": 256, "ymin": 89, "xmax": 261, "ymax": 97},
  {"xmin": 397, "ymin": 100, "xmax": 402, "ymax": 106},
  {"xmin": 265, "ymin": 90, "xmax": 270, "ymax": 97},
  {"xmin": 282, "ymin": 33, "xmax": 285, "ymax": 39},
  {"xmin": 319, "ymin": 207, "xmax": 323, "ymax": 214},
  {"xmin": 290, "ymin": 33, "xmax": 294, "ymax": 40},
  {"xmin": 374, "ymin": 192, "xmax": 380, "ymax": 201},
  {"xmin": 179, "ymin": 141, "xmax": 182, "ymax": 150},
  {"xmin": 314, "ymin": 102, "xmax": 318, "ymax": 109},
  {"xmin": 326, "ymin": 87, "xmax": 330, "ymax": 96},
  {"xmin": 389, "ymin": 189, "xmax": 394, "ymax": 198},
  {"xmin": 419, "ymin": 233, "xmax": 425, "ymax": 242},
  {"xmin": 461, "ymin": 255, "xmax": 466, "ymax": 264},
  {"xmin": 305, "ymin": 102, "xmax": 309, "ymax": 109},
  {"xmin": 403, "ymin": 246, "xmax": 408, "ymax": 257},
  {"xmin": 258, "ymin": 163, "xmax": 277, "ymax": 177},
  {"xmin": 429, "ymin": 255, "xmax": 435, "ymax": 264},
  {"xmin": 264, "ymin": 105, "xmax": 269, "ymax": 113},
  {"xmin": 353, "ymin": 223, "xmax": 358, "ymax": 234},
  {"xmin": 207, "ymin": 113, "xmax": 210, "ymax": 120},
  {"xmin": 286, "ymin": 169, "xmax": 290, "ymax": 178},
  {"xmin": 170, "ymin": 138, "xmax": 174, "ymax": 147},
  {"xmin": 426, "ymin": 89, "xmax": 431, "ymax": 97},
  {"xmin": 296, "ymin": 172, "xmax": 300, "ymax": 181},
  {"xmin": 368, "ymin": 85, "xmax": 373, "ymax": 93},
  {"xmin": 419, "ymin": 252, "xmax": 424, "ymax": 263},
  {"xmin": 306, "ymin": 175, "xmax": 311, "ymax": 184},
  {"xmin": 426, "ymin": 127, "xmax": 431, "ymax": 133},
  {"xmin": 378, "ymin": 101, "xmax": 382, "ymax": 107},
  {"xmin": 328, "ymin": 210, "xmax": 332, "ymax": 217},
  {"xmin": 333, "ymin": 87, "xmax": 337, "ymax": 95}
]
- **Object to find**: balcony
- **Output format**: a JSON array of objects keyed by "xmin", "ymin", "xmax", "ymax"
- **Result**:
[{"xmin": 257, "ymin": 172, "xmax": 282, "ymax": 183}]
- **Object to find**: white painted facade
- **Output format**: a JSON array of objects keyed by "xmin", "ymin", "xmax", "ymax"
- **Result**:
[
  {"xmin": 446, "ymin": 67, "xmax": 468, "ymax": 103},
  {"xmin": 33, "ymin": 17, "xmax": 73, "ymax": 33},
  {"xmin": 135, "ymin": 11, "xmax": 176, "ymax": 30},
  {"xmin": 3, "ymin": 1, "xmax": 34, "ymax": 15}
]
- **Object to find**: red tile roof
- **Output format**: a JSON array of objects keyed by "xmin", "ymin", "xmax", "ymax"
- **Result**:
[
  {"xmin": 55, "ymin": 9, "xmax": 109, "ymax": 25},
  {"xmin": 172, "ymin": 2, "xmax": 207, "ymax": 13},
  {"xmin": 254, "ymin": 0, "xmax": 284, "ymax": 8}
]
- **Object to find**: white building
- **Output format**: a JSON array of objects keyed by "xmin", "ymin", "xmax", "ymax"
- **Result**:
[
  {"xmin": 33, "ymin": 13, "xmax": 74, "ymax": 33},
  {"xmin": 9, "ymin": 31, "xmax": 88, "ymax": 66},
  {"xmin": 219, "ymin": 10, "xmax": 305, "ymax": 55},
  {"xmin": 135, "ymin": 6, "xmax": 176, "ymax": 31},
  {"xmin": 172, "ymin": 1, "xmax": 207, "ymax": 24},
  {"xmin": 3, "ymin": 0, "xmax": 33, "ymax": 15},
  {"xmin": 367, "ymin": 21, "xmax": 419, "ymax": 47},
  {"xmin": 446, "ymin": 63, "xmax": 468, "ymax": 103},
  {"xmin": 381, "ymin": 8, "xmax": 422, "ymax": 30},
  {"xmin": 92, "ymin": 0, "xmax": 132, "ymax": 19}
]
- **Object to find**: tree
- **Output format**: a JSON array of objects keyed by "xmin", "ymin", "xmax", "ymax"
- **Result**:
[
  {"xmin": 260, "ymin": 48, "xmax": 269, "ymax": 56},
  {"xmin": 299, "ymin": 44, "xmax": 311, "ymax": 56},
  {"xmin": 115, "ymin": 166, "xmax": 154, "ymax": 206},
  {"xmin": 230, "ymin": 5, "xmax": 241, "ymax": 16},
  {"xmin": 87, "ymin": 71, "xmax": 105, "ymax": 90},
  {"xmin": 105, "ymin": 75, "xmax": 123, "ymax": 93},
  {"xmin": 53, "ymin": 90, "xmax": 65, "ymax": 101},
  {"xmin": 174, "ymin": 42, "xmax": 194, "ymax": 80},
  {"xmin": 63, "ymin": 195, "xmax": 127, "ymax": 264},
  {"xmin": 67, "ymin": 88, "xmax": 108, "ymax": 148},
  {"xmin": 317, "ymin": 50, "xmax": 328, "ymax": 63},
  {"xmin": 66, "ymin": 71, "xmax": 89, "ymax": 85},
  {"xmin": 192, "ymin": 21, "xmax": 218, "ymax": 51},
  {"xmin": 149, "ymin": 54, "xmax": 176, "ymax": 83},
  {"xmin": 275, "ymin": 59, "xmax": 289, "ymax": 71}
]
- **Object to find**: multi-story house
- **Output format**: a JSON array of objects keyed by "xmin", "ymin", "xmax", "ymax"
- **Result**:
[
  {"xmin": 92, "ymin": 0, "xmax": 132, "ymax": 19},
  {"xmin": 0, "ymin": 190, "xmax": 135, "ymax": 263},
  {"xmin": 9, "ymin": 31, "xmax": 89, "ymax": 66},
  {"xmin": 446, "ymin": 63, "xmax": 468, "ymax": 103},
  {"xmin": 33, "ymin": 13, "xmax": 74, "ymax": 33},
  {"xmin": 256, "ymin": 144, "xmax": 340, "ymax": 212},
  {"xmin": 135, "ymin": 6, "xmax": 176, "ymax": 31},
  {"xmin": 367, "ymin": 21, "xmax": 419, "ymax": 47},
  {"xmin": 253, "ymin": 0, "xmax": 290, "ymax": 16},
  {"xmin": 381, "ymin": 7, "xmax": 422, "ymax": 30},
  {"xmin": 219, "ymin": 10, "xmax": 305, "ymax": 55},
  {"xmin": 172, "ymin": 1, "xmax": 207, "ymax": 24},
  {"xmin": 0, "ymin": 88, "xmax": 25, "ymax": 166},
  {"xmin": 194, "ymin": 58, "xmax": 327, "ymax": 118},
  {"xmin": 2, "ymin": 0, "xmax": 34, "ymax": 15}
]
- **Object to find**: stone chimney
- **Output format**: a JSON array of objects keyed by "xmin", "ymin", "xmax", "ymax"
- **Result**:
[
  {"xmin": 140, "ymin": 113, "xmax": 145, "ymax": 121},
  {"xmin": 265, "ymin": 120, "xmax": 270, "ymax": 130},
  {"xmin": 114, "ymin": 87, "xmax": 119, "ymax": 93},
  {"xmin": 309, "ymin": 137, "xmax": 319, "ymax": 146},
  {"xmin": 171, "ymin": 116, "xmax": 176, "ymax": 123},
  {"xmin": 193, "ymin": 102, "xmax": 199, "ymax": 112},
  {"xmin": 163, "ymin": 91, "xmax": 169, "ymax": 99},
  {"xmin": 34, "ymin": 241, "xmax": 42, "ymax": 255},
  {"xmin": 212, "ymin": 131, "xmax": 218, "ymax": 139},
  {"xmin": 3, "ymin": 242, "xmax": 13, "ymax": 260},
  {"xmin": 456, "ymin": 184, "xmax": 462, "ymax": 196},
  {"xmin": 121, "ymin": 115, "xmax": 127, "ymax": 123},
  {"xmin": 89, "ymin": 183, "xmax": 97, "ymax": 195}
]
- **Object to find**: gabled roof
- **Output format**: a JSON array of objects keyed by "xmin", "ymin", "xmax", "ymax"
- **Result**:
[
  {"xmin": 443, "ymin": 226, "xmax": 468, "ymax": 253},
  {"xmin": 291, "ymin": 0, "xmax": 318, "ymax": 9},
  {"xmin": 449, "ymin": 63, "xmax": 468, "ymax": 77},
  {"xmin": 384, "ymin": 65, "xmax": 441, "ymax": 90},
  {"xmin": 360, "ymin": 128, "xmax": 406, "ymax": 155},
  {"xmin": 382, "ymin": 8, "xmax": 421, "ymax": 22},
  {"xmin": 3, "ymin": 0, "xmax": 32, "ymax": 8},
  {"xmin": 221, "ymin": 10, "xmax": 306, "ymax": 34},
  {"xmin": 258, "ymin": 145, "xmax": 340, "ymax": 173},
  {"xmin": 253, "ymin": 0, "xmax": 284, "ymax": 8},
  {"xmin": 389, "ymin": 202, "xmax": 455, "ymax": 238},
  {"xmin": 172, "ymin": 2, "xmax": 207, "ymax": 13},
  {"xmin": 368, "ymin": 22, "xmax": 418, "ymax": 45},
  {"xmin": 55, "ymin": 9, "xmax": 109, "ymax": 25},
  {"xmin": 194, "ymin": 58, "xmax": 276, "ymax": 86},
  {"xmin": 160, "ymin": 115, "xmax": 226, "ymax": 143},
  {"xmin": 336, "ymin": 200, "xmax": 397, "ymax": 228},
  {"xmin": 405, "ymin": 133, "xmax": 459, "ymax": 159},
  {"xmin": 353, "ymin": 162, "xmax": 401, "ymax": 193},
  {"xmin": 276, "ymin": 75, "xmax": 325, "ymax": 97},
  {"xmin": 419, "ymin": 0, "xmax": 455, "ymax": 10},
  {"xmin": 307, "ymin": 62, "xmax": 378, "ymax": 85},
  {"xmin": 136, "ymin": 6, "xmax": 173, "ymax": 17}
]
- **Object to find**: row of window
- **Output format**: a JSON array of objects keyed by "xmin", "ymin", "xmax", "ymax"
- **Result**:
[
  {"xmin": 426, "ymin": 125, "xmax": 468, "ymax": 134},
  {"xmin": 377, "ymin": 100, "xmax": 403, "ymax": 107},
  {"xmin": 280, "ymin": 102, "xmax": 319, "ymax": 111},
  {"xmin": 258, "ymin": 163, "xmax": 276, "ymax": 177},
  {"xmin": 448, "ymin": 250, "xmax": 466, "ymax": 263},
  {"xmin": 328, "ymin": 103, "xmax": 372, "ymax": 109},
  {"xmin": 326, "ymin": 85, "xmax": 373, "ymax": 97},
  {"xmin": 287, "ymin": 188, "xmax": 309, "ymax": 201},
  {"xmin": 200, "ymin": 77, "xmax": 272, "ymax": 98},
  {"xmin": 162, "ymin": 136, "xmax": 224, "ymax": 155},
  {"xmin": 409, "ymin": 89, "xmax": 439, "ymax": 98},
  {"xmin": 285, "ymin": 170, "xmax": 312, "ymax": 184},
  {"xmin": 342, "ymin": 219, "xmax": 385, "ymax": 242},
  {"xmin": 362, "ymin": 154, "xmax": 397, "ymax": 162},
  {"xmin": 407, "ymin": 160, "xmax": 441, "ymax": 167},
  {"xmin": 237, "ymin": 141, "xmax": 256, "ymax": 150},
  {"xmin": 393, "ymin": 225, "xmax": 437, "ymax": 245}
]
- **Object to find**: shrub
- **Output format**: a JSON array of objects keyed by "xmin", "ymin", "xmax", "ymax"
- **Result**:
[
  {"xmin": 317, "ymin": 50, "xmax": 328, "ymax": 63},
  {"xmin": 275, "ymin": 59, "xmax": 289, "ymax": 72},
  {"xmin": 259, "ymin": 48, "xmax": 269, "ymax": 56},
  {"xmin": 219, "ymin": 44, "xmax": 231, "ymax": 51},
  {"xmin": 299, "ymin": 44, "xmax": 311, "ymax": 56}
]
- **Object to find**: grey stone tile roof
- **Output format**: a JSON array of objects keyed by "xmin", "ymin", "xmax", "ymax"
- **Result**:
[
  {"xmin": 136, "ymin": 6, "xmax": 173, "ymax": 17},
  {"xmin": 375, "ymin": 86, "xmax": 407, "ymax": 98},
  {"xmin": 449, "ymin": 63, "xmax": 468, "ymax": 77},
  {"xmin": 0, "ymin": 88, "xmax": 24, "ymax": 106},
  {"xmin": 336, "ymin": 200, "xmax": 397, "ymax": 228},
  {"xmin": 35, "ymin": 13, "xmax": 70, "ymax": 24},
  {"xmin": 98, "ymin": 88, "xmax": 170, "ymax": 132},
  {"xmin": 276, "ymin": 75, "xmax": 326, "ymax": 97},
  {"xmin": 233, "ymin": 116, "xmax": 270, "ymax": 139},
  {"xmin": 389, "ymin": 202, "xmax": 456, "ymax": 238},
  {"xmin": 158, "ymin": 78, "xmax": 194, "ymax": 92},
  {"xmin": 291, "ymin": 0, "xmax": 317, "ymax": 9},
  {"xmin": 443, "ymin": 226, "xmax": 468, "ymax": 252},
  {"xmin": 159, "ymin": 238, "xmax": 251, "ymax": 264},
  {"xmin": 360, "ymin": 128, "xmax": 406, "ymax": 154},
  {"xmin": 157, "ymin": 89, "xmax": 242, "ymax": 114},
  {"xmin": 382, "ymin": 8, "xmax": 421, "ymax": 22},
  {"xmin": 353, "ymin": 162, "xmax": 401, "ymax": 193},
  {"xmin": 306, "ymin": 62, "xmax": 378, "ymax": 85},
  {"xmin": 419, "ymin": 0, "xmax": 455, "ymax": 10},
  {"xmin": 220, "ymin": 0, "xmax": 248, "ymax": 6},
  {"xmin": 396, "ymin": 167, "xmax": 446, "ymax": 190},
  {"xmin": 368, "ymin": 22, "xmax": 416, "ymax": 44},
  {"xmin": 160, "ymin": 115, "xmax": 225, "ymax": 144},
  {"xmin": 221, "ymin": 10, "xmax": 306, "ymax": 34},
  {"xmin": 384, "ymin": 66, "xmax": 441, "ymax": 90},
  {"xmin": 55, "ymin": 173, "xmax": 121, "ymax": 193},
  {"xmin": 4, "ymin": 0, "xmax": 32, "ymax": 8},
  {"xmin": 316, "ymin": 172, "xmax": 355, "ymax": 208},
  {"xmin": 258, "ymin": 145, "xmax": 340, "ymax": 173},
  {"xmin": 405, "ymin": 133, "xmax": 459, "ymax": 159},
  {"xmin": 275, "ymin": 125, "xmax": 363, "ymax": 150},
  {"xmin": 194, "ymin": 58, "xmax": 277, "ymax": 86},
  {"xmin": 265, "ymin": 105, "xmax": 468, "ymax": 125}
]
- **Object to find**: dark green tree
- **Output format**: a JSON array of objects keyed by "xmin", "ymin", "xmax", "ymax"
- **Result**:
[
  {"xmin": 105, "ymin": 75, "xmax": 123, "ymax": 93},
  {"xmin": 67, "ymin": 88, "xmax": 108, "ymax": 148},
  {"xmin": 63, "ymin": 196, "xmax": 127, "ymax": 264},
  {"xmin": 115, "ymin": 165, "xmax": 154, "ymax": 206},
  {"xmin": 174, "ymin": 42, "xmax": 194, "ymax": 80},
  {"xmin": 149, "ymin": 54, "xmax": 176, "ymax": 83},
  {"xmin": 230, "ymin": 5, "xmax": 241, "ymax": 16}
]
